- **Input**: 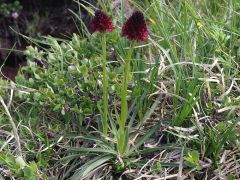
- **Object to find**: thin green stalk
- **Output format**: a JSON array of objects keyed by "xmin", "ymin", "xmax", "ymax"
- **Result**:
[
  {"xmin": 102, "ymin": 33, "xmax": 108, "ymax": 136},
  {"xmin": 119, "ymin": 43, "xmax": 135, "ymax": 154}
]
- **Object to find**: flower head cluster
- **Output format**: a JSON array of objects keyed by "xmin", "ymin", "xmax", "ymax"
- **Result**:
[
  {"xmin": 121, "ymin": 11, "xmax": 149, "ymax": 42},
  {"xmin": 90, "ymin": 10, "xmax": 114, "ymax": 33},
  {"xmin": 90, "ymin": 10, "xmax": 149, "ymax": 42}
]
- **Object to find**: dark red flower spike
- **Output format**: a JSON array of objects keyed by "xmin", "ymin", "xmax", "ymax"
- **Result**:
[
  {"xmin": 90, "ymin": 10, "xmax": 114, "ymax": 33},
  {"xmin": 121, "ymin": 11, "xmax": 149, "ymax": 42}
]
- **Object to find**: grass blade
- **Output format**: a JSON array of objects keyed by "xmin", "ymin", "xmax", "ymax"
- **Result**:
[
  {"xmin": 129, "ymin": 123, "xmax": 160, "ymax": 155},
  {"xmin": 71, "ymin": 155, "xmax": 113, "ymax": 180}
]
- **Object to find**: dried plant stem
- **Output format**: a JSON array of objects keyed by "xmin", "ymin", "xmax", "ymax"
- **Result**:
[
  {"xmin": 7, "ymin": 88, "xmax": 14, "ymax": 108},
  {"xmin": 0, "ymin": 96, "xmax": 22, "ymax": 157}
]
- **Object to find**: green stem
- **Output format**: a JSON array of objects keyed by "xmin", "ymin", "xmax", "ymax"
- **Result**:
[
  {"xmin": 102, "ymin": 33, "xmax": 108, "ymax": 136},
  {"xmin": 119, "ymin": 43, "xmax": 135, "ymax": 154}
]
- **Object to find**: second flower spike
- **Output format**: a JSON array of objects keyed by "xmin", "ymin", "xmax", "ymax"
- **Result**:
[
  {"xmin": 121, "ymin": 11, "xmax": 149, "ymax": 42},
  {"xmin": 90, "ymin": 10, "xmax": 114, "ymax": 33}
]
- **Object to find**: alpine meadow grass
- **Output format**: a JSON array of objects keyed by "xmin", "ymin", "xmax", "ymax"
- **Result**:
[{"xmin": 0, "ymin": 0, "xmax": 239, "ymax": 179}]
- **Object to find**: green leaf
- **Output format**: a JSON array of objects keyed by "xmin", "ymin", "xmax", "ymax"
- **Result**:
[
  {"xmin": 58, "ymin": 154, "xmax": 80, "ymax": 163},
  {"xmin": 71, "ymin": 155, "xmax": 113, "ymax": 180},
  {"xmin": 137, "ymin": 144, "xmax": 182, "ymax": 155},
  {"xmin": 184, "ymin": 150, "xmax": 201, "ymax": 170},
  {"xmin": 66, "ymin": 147, "xmax": 117, "ymax": 155},
  {"xmin": 139, "ymin": 95, "xmax": 162, "ymax": 126},
  {"xmin": 128, "ymin": 123, "xmax": 160, "ymax": 155},
  {"xmin": 109, "ymin": 114, "xmax": 118, "ymax": 137}
]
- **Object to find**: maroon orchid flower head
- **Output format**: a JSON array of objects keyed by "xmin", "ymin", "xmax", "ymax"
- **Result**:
[
  {"xmin": 90, "ymin": 9, "xmax": 114, "ymax": 33},
  {"xmin": 121, "ymin": 11, "xmax": 149, "ymax": 42}
]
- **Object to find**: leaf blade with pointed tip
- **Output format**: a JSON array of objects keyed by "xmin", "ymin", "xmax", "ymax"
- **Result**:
[{"xmin": 71, "ymin": 155, "xmax": 113, "ymax": 180}]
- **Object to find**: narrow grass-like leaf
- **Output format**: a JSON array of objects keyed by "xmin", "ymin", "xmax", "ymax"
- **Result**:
[
  {"xmin": 137, "ymin": 145, "xmax": 183, "ymax": 155},
  {"xmin": 216, "ymin": 116, "xmax": 240, "ymax": 157},
  {"xmin": 58, "ymin": 154, "xmax": 81, "ymax": 163},
  {"xmin": 129, "ymin": 123, "xmax": 160, "ymax": 155},
  {"xmin": 66, "ymin": 147, "xmax": 117, "ymax": 155},
  {"xmin": 139, "ymin": 94, "xmax": 162, "ymax": 127},
  {"xmin": 97, "ymin": 0, "xmax": 107, "ymax": 13},
  {"xmin": 114, "ymin": 103, "xmax": 121, "ymax": 126},
  {"xmin": 61, "ymin": 159, "xmax": 83, "ymax": 180},
  {"xmin": 135, "ymin": 160, "xmax": 180, "ymax": 168},
  {"xmin": 73, "ymin": 0, "xmax": 94, "ymax": 15},
  {"xmin": 71, "ymin": 155, "xmax": 113, "ymax": 180},
  {"xmin": 109, "ymin": 113, "xmax": 118, "ymax": 138}
]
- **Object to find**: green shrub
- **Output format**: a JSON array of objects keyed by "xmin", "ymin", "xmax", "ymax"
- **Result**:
[
  {"xmin": 0, "ymin": 1, "xmax": 22, "ymax": 17},
  {"xmin": 14, "ymin": 33, "xmax": 124, "ymax": 127}
]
